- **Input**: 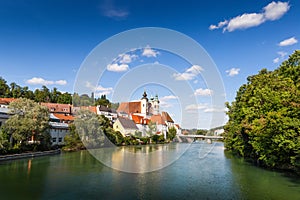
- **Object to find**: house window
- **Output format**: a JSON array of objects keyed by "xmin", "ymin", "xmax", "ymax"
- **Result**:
[
  {"xmin": 0, "ymin": 121, "xmax": 2, "ymax": 127},
  {"xmin": 58, "ymin": 137, "xmax": 62, "ymax": 142},
  {"xmin": 52, "ymin": 138, "xmax": 57, "ymax": 143}
]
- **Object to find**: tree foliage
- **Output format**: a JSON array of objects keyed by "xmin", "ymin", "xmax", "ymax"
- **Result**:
[
  {"xmin": 167, "ymin": 126, "xmax": 177, "ymax": 140},
  {"xmin": 225, "ymin": 50, "xmax": 300, "ymax": 172},
  {"xmin": 4, "ymin": 98, "xmax": 50, "ymax": 150}
]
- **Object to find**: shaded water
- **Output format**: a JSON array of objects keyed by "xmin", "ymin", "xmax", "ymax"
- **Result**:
[{"xmin": 0, "ymin": 142, "xmax": 299, "ymax": 199}]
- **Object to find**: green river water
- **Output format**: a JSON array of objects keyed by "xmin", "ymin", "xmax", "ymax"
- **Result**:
[{"xmin": 0, "ymin": 142, "xmax": 299, "ymax": 199}]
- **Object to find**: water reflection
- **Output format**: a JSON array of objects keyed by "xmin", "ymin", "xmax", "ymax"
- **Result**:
[
  {"xmin": 89, "ymin": 143, "xmax": 190, "ymax": 173},
  {"xmin": 1, "ymin": 143, "xmax": 300, "ymax": 199},
  {"xmin": 27, "ymin": 159, "xmax": 32, "ymax": 175}
]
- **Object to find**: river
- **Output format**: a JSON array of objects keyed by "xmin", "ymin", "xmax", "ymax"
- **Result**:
[{"xmin": 0, "ymin": 142, "xmax": 299, "ymax": 199}]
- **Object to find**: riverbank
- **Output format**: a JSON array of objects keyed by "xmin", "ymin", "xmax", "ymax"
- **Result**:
[{"xmin": 0, "ymin": 149, "xmax": 61, "ymax": 162}]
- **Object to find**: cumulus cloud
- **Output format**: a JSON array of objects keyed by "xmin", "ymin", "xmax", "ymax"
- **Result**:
[
  {"xmin": 85, "ymin": 82, "xmax": 113, "ymax": 96},
  {"xmin": 142, "ymin": 45, "xmax": 160, "ymax": 57},
  {"xmin": 26, "ymin": 77, "xmax": 67, "ymax": 86},
  {"xmin": 173, "ymin": 65, "xmax": 203, "ymax": 81},
  {"xmin": 225, "ymin": 13, "xmax": 265, "ymax": 32},
  {"xmin": 278, "ymin": 37, "xmax": 298, "ymax": 46},
  {"xmin": 194, "ymin": 88, "xmax": 213, "ymax": 96},
  {"xmin": 226, "ymin": 68, "xmax": 240, "ymax": 77},
  {"xmin": 263, "ymin": 1, "xmax": 290, "ymax": 20},
  {"xmin": 107, "ymin": 63, "xmax": 129, "ymax": 72},
  {"xmin": 210, "ymin": 1, "xmax": 290, "ymax": 32}
]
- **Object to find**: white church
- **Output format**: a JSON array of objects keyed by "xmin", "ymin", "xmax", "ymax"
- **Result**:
[{"xmin": 115, "ymin": 91, "xmax": 178, "ymax": 138}]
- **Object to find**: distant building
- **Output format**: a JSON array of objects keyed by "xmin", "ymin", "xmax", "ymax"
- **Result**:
[
  {"xmin": 174, "ymin": 124, "xmax": 182, "ymax": 135},
  {"xmin": 113, "ymin": 117, "xmax": 138, "ymax": 137},
  {"xmin": 131, "ymin": 114, "xmax": 150, "ymax": 137},
  {"xmin": 49, "ymin": 114, "xmax": 70, "ymax": 145},
  {"xmin": 0, "ymin": 98, "xmax": 15, "ymax": 127},
  {"xmin": 214, "ymin": 128, "xmax": 224, "ymax": 135},
  {"xmin": 41, "ymin": 102, "xmax": 72, "ymax": 115},
  {"xmin": 96, "ymin": 105, "xmax": 118, "ymax": 122}
]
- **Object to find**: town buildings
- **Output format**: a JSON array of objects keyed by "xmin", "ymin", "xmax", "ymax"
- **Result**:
[{"xmin": 0, "ymin": 90, "xmax": 181, "ymax": 145}]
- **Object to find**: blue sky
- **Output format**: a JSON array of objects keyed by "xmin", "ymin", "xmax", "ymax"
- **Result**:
[{"xmin": 1, "ymin": 0, "xmax": 299, "ymax": 129}]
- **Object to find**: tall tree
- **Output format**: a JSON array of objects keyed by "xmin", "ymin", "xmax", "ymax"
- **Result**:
[
  {"xmin": 4, "ymin": 98, "xmax": 50, "ymax": 149},
  {"xmin": 57, "ymin": 92, "xmax": 72, "ymax": 104},
  {"xmin": 0, "ymin": 77, "xmax": 10, "ymax": 97}
]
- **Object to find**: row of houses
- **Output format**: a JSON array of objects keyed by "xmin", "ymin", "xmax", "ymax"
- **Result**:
[{"xmin": 0, "ymin": 92, "xmax": 181, "ymax": 146}]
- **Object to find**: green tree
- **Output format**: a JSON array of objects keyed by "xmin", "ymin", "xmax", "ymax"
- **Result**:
[
  {"xmin": 0, "ymin": 77, "xmax": 10, "ymax": 97},
  {"xmin": 74, "ymin": 109, "xmax": 105, "ymax": 148},
  {"xmin": 50, "ymin": 87, "xmax": 61, "ymax": 103},
  {"xmin": 225, "ymin": 51, "xmax": 300, "ymax": 172},
  {"xmin": 57, "ymin": 92, "xmax": 72, "ymax": 104},
  {"xmin": 95, "ymin": 95, "xmax": 110, "ymax": 107},
  {"xmin": 62, "ymin": 124, "xmax": 85, "ymax": 151},
  {"xmin": 4, "ymin": 98, "xmax": 50, "ymax": 150},
  {"xmin": 167, "ymin": 126, "xmax": 177, "ymax": 140},
  {"xmin": 0, "ymin": 129, "xmax": 9, "ymax": 153},
  {"xmin": 147, "ymin": 121, "xmax": 157, "ymax": 137}
]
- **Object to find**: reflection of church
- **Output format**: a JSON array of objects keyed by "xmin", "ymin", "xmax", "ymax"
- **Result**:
[{"xmin": 117, "ymin": 91, "xmax": 160, "ymax": 118}]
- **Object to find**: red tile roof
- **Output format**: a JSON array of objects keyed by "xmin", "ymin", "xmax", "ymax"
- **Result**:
[
  {"xmin": 0, "ymin": 98, "xmax": 16, "ymax": 105},
  {"xmin": 131, "ymin": 114, "xmax": 150, "ymax": 125},
  {"xmin": 53, "ymin": 113, "xmax": 74, "ymax": 122},
  {"xmin": 117, "ymin": 102, "xmax": 141, "ymax": 114},
  {"xmin": 150, "ymin": 114, "xmax": 165, "ymax": 125},
  {"xmin": 80, "ymin": 106, "xmax": 97, "ymax": 113},
  {"xmin": 162, "ymin": 111, "xmax": 174, "ymax": 123},
  {"xmin": 41, "ymin": 103, "xmax": 72, "ymax": 114}
]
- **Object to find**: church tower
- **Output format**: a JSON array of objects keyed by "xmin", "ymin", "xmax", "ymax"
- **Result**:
[
  {"xmin": 152, "ymin": 94, "xmax": 160, "ymax": 115},
  {"xmin": 141, "ymin": 90, "xmax": 148, "ymax": 116}
]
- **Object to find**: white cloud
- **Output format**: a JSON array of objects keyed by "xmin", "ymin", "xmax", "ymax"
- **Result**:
[
  {"xmin": 107, "ymin": 63, "xmax": 129, "ymax": 72},
  {"xmin": 226, "ymin": 68, "xmax": 240, "ymax": 77},
  {"xmin": 159, "ymin": 95, "xmax": 178, "ymax": 108},
  {"xmin": 273, "ymin": 51, "xmax": 287, "ymax": 63},
  {"xmin": 210, "ymin": 1, "xmax": 290, "ymax": 32},
  {"xmin": 273, "ymin": 57, "xmax": 280, "ymax": 63},
  {"xmin": 173, "ymin": 65, "xmax": 203, "ymax": 81},
  {"xmin": 55, "ymin": 80, "xmax": 67, "ymax": 85},
  {"xmin": 263, "ymin": 1, "xmax": 290, "ymax": 20},
  {"xmin": 194, "ymin": 88, "xmax": 213, "ymax": 96},
  {"xmin": 209, "ymin": 20, "xmax": 228, "ymax": 30},
  {"xmin": 185, "ymin": 103, "xmax": 208, "ymax": 111},
  {"xmin": 142, "ymin": 45, "xmax": 160, "ymax": 57},
  {"xmin": 278, "ymin": 37, "xmax": 298, "ymax": 46},
  {"xmin": 119, "ymin": 53, "xmax": 138, "ymax": 64},
  {"xmin": 26, "ymin": 77, "xmax": 67, "ymax": 86},
  {"xmin": 277, "ymin": 51, "xmax": 287, "ymax": 57},
  {"xmin": 160, "ymin": 95, "xmax": 178, "ymax": 101},
  {"xmin": 225, "ymin": 13, "xmax": 265, "ymax": 32},
  {"xmin": 85, "ymin": 82, "xmax": 113, "ymax": 96},
  {"xmin": 204, "ymin": 107, "xmax": 226, "ymax": 113}
]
